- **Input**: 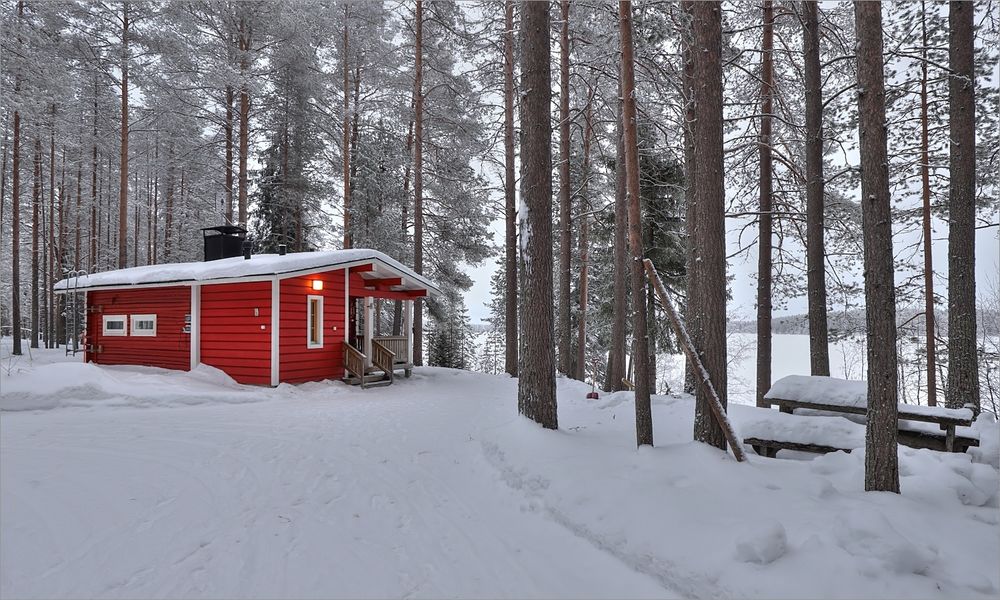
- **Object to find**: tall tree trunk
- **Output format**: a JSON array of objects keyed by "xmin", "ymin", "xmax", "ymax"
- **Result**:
[
  {"xmin": 575, "ymin": 94, "xmax": 593, "ymax": 382},
  {"xmin": 504, "ymin": 0, "xmax": 518, "ymax": 377},
  {"xmin": 681, "ymin": 0, "xmax": 697, "ymax": 395},
  {"xmin": 90, "ymin": 83, "xmax": 98, "ymax": 273},
  {"xmin": 803, "ymin": 0, "xmax": 831, "ymax": 377},
  {"xmin": 620, "ymin": 0, "xmax": 652, "ymax": 447},
  {"xmin": 855, "ymin": 0, "xmax": 899, "ymax": 493},
  {"xmin": 756, "ymin": 0, "xmax": 774, "ymax": 407},
  {"xmin": 225, "ymin": 85, "xmax": 234, "ymax": 224},
  {"xmin": 75, "ymin": 158, "xmax": 81, "ymax": 269},
  {"xmin": 342, "ymin": 4, "xmax": 352, "ymax": 249},
  {"xmin": 687, "ymin": 0, "xmax": 727, "ymax": 450},
  {"xmin": 605, "ymin": 77, "xmax": 627, "ymax": 392},
  {"xmin": 947, "ymin": 0, "xmax": 979, "ymax": 414},
  {"xmin": 56, "ymin": 149, "xmax": 66, "ymax": 346},
  {"xmin": 918, "ymin": 0, "xmax": 937, "ymax": 406},
  {"xmin": 152, "ymin": 140, "xmax": 158, "ymax": 264},
  {"xmin": 133, "ymin": 169, "xmax": 139, "ymax": 266},
  {"xmin": 118, "ymin": 2, "xmax": 129, "ymax": 269},
  {"xmin": 413, "ymin": 0, "xmax": 425, "ymax": 366},
  {"xmin": 10, "ymin": 100, "xmax": 19, "ymax": 354},
  {"xmin": 518, "ymin": 0, "xmax": 557, "ymax": 429},
  {"xmin": 557, "ymin": 0, "xmax": 572, "ymax": 377},
  {"xmin": 165, "ymin": 146, "xmax": 174, "ymax": 259},
  {"xmin": 237, "ymin": 14, "xmax": 250, "ymax": 227},
  {"xmin": 48, "ymin": 114, "xmax": 55, "ymax": 347},
  {"xmin": 31, "ymin": 139, "xmax": 41, "ymax": 349}
]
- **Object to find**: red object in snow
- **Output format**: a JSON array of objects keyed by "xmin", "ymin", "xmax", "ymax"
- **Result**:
[
  {"xmin": 64, "ymin": 249, "xmax": 438, "ymax": 386},
  {"xmin": 586, "ymin": 391, "xmax": 599, "ymax": 400}
]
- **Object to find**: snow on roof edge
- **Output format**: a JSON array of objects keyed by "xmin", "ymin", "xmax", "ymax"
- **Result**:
[{"xmin": 53, "ymin": 249, "xmax": 441, "ymax": 295}]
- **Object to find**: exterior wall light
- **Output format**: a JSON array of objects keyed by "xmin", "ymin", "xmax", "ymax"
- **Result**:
[{"xmin": 311, "ymin": 279, "xmax": 324, "ymax": 291}]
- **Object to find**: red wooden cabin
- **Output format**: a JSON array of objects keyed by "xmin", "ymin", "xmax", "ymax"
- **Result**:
[{"xmin": 54, "ymin": 245, "xmax": 438, "ymax": 388}]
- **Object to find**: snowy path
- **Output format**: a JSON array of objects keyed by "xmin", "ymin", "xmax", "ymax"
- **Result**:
[{"xmin": 1, "ymin": 370, "xmax": 671, "ymax": 599}]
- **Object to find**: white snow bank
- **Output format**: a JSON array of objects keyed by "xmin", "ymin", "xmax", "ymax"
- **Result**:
[
  {"xmin": 738, "ymin": 408, "xmax": 866, "ymax": 449},
  {"xmin": 766, "ymin": 375, "xmax": 975, "ymax": 421},
  {"xmin": 2, "ymin": 357, "xmax": 998, "ymax": 599},
  {"xmin": 53, "ymin": 248, "xmax": 438, "ymax": 293},
  {"xmin": 0, "ymin": 360, "xmax": 278, "ymax": 411}
]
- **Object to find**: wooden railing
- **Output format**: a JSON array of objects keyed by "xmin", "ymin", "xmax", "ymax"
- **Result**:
[
  {"xmin": 371, "ymin": 340, "xmax": 395, "ymax": 384},
  {"xmin": 373, "ymin": 336, "xmax": 407, "ymax": 363},
  {"xmin": 344, "ymin": 342, "xmax": 367, "ymax": 387}
]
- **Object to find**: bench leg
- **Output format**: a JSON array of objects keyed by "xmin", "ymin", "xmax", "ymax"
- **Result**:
[
  {"xmin": 945, "ymin": 426, "xmax": 955, "ymax": 452},
  {"xmin": 752, "ymin": 444, "xmax": 764, "ymax": 457},
  {"xmin": 779, "ymin": 405, "xmax": 793, "ymax": 414}
]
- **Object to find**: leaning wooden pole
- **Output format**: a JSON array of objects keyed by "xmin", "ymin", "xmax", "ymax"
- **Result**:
[{"xmin": 644, "ymin": 259, "xmax": 747, "ymax": 462}]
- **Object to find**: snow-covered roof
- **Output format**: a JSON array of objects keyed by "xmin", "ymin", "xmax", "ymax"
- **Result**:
[{"xmin": 53, "ymin": 249, "xmax": 440, "ymax": 295}]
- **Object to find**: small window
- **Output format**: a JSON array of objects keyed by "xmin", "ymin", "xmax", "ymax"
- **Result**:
[
  {"xmin": 130, "ymin": 314, "xmax": 157, "ymax": 337},
  {"xmin": 307, "ymin": 295, "xmax": 323, "ymax": 349},
  {"xmin": 103, "ymin": 315, "xmax": 127, "ymax": 336}
]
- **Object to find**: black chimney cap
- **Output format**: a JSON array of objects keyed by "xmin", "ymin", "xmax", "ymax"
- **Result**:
[{"xmin": 201, "ymin": 225, "xmax": 247, "ymax": 236}]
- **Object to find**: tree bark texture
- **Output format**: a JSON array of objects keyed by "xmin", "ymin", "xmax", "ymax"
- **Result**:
[
  {"xmin": 343, "ymin": 4, "xmax": 352, "ymax": 249},
  {"xmin": 605, "ymin": 79, "xmax": 628, "ymax": 393},
  {"xmin": 918, "ymin": 0, "xmax": 937, "ymax": 406},
  {"xmin": 238, "ymin": 13, "xmax": 250, "ymax": 227},
  {"xmin": 32, "ymin": 139, "xmax": 41, "ymax": 349},
  {"xmin": 11, "ymin": 40, "xmax": 21, "ymax": 355},
  {"xmin": 687, "ymin": 1, "xmax": 727, "ymax": 451},
  {"xmin": 413, "ymin": 0, "xmax": 425, "ymax": 367},
  {"xmin": 118, "ymin": 2, "xmax": 129, "ymax": 269},
  {"xmin": 575, "ymin": 96, "xmax": 593, "ymax": 382},
  {"xmin": 225, "ymin": 85, "xmax": 234, "ymax": 224},
  {"xmin": 558, "ymin": 0, "xmax": 572, "ymax": 377},
  {"xmin": 803, "ymin": 0, "xmax": 831, "ymax": 377},
  {"xmin": 504, "ymin": 0, "xmax": 518, "ymax": 377},
  {"xmin": 855, "ymin": 0, "xmax": 899, "ymax": 493},
  {"xmin": 620, "ymin": 0, "xmax": 653, "ymax": 447},
  {"xmin": 946, "ymin": 0, "xmax": 979, "ymax": 414},
  {"xmin": 681, "ymin": 0, "xmax": 697, "ymax": 395},
  {"xmin": 517, "ymin": 0, "xmax": 557, "ymax": 430},
  {"xmin": 756, "ymin": 0, "xmax": 774, "ymax": 408}
]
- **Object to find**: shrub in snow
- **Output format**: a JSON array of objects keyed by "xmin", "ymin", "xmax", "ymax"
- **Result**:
[{"xmin": 734, "ymin": 520, "xmax": 787, "ymax": 565}]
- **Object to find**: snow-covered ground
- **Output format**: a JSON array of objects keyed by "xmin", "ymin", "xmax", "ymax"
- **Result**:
[{"xmin": 2, "ymin": 348, "xmax": 999, "ymax": 599}]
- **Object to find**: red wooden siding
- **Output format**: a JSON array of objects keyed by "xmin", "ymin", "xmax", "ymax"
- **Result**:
[
  {"xmin": 85, "ymin": 287, "xmax": 191, "ymax": 370},
  {"xmin": 200, "ymin": 281, "xmax": 272, "ymax": 385},
  {"xmin": 280, "ymin": 270, "xmax": 346, "ymax": 383}
]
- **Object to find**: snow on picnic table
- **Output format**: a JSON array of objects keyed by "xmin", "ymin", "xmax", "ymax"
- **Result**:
[
  {"xmin": 765, "ymin": 375, "xmax": 976, "ymax": 422},
  {"xmin": 2, "ymin": 351, "xmax": 998, "ymax": 599}
]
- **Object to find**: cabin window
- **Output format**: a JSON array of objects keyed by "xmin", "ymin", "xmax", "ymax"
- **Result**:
[
  {"xmin": 307, "ymin": 295, "xmax": 324, "ymax": 349},
  {"xmin": 130, "ymin": 314, "xmax": 157, "ymax": 337},
  {"xmin": 102, "ymin": 315, "xmax": 127, "ymax": 336}
]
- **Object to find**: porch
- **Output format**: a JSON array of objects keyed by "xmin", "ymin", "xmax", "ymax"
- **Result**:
[{"xmin": 342, "ymin": 294, "xmax": 417, "ymax": 388}]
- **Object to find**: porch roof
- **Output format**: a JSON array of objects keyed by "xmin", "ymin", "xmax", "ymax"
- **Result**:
[{"xmin": 54, "ymin": 249, "xmax": 440, "ymax": 296}]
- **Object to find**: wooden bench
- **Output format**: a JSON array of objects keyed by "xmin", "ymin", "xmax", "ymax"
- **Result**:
[
  {"xmin": 744, "ymin": 437, "xmax": 855, "ymax": 458},
  {"xmin": 763, "ymin": 375, "xmax": 978, "ymax": 453},
  {"xmin": 739, "ymin": 410, "xmax": 865, "ymax": 458}
]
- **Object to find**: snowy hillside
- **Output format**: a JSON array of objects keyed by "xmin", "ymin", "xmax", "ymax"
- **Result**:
[{"xmin": 2, "ymin": 351, "xmax": 998, "ymax": 598}]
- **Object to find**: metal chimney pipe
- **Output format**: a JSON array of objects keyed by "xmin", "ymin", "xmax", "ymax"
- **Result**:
[
  {"xmin": 278, "ymin": 244, "xmax": 287, "ymax": 256},
  {"xmin": 242, "ymin": 241, "xmax": 252, "ymax": 260}
]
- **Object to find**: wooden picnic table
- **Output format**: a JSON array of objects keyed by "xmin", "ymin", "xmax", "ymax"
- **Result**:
[{"xmin": 764, "ymin": 375, "xmax": 976, "ymax": 453}]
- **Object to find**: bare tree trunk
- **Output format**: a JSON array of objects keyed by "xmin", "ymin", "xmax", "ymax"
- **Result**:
[
  {"xmin": 947, "ymin": 0, "xmax": 979, "ymax": 414},
  {"xmin": 237, "ymin": 13, "xmax": 250, "ymax": 227},
  {"xmin": 756, "ymin": 0, "xmax": 774, "ymax": 407},
  {"xmin": 10, "ymin": 79, "xmax": 20, "ymax": 354},
  {"xmin": 413, "ymin": 0, "xmax": 425, "ymax": 366},
  {"xmin": 575, "ymin": 94, "xmax": 593, "ymax": 382},
  {"xmin": 803, "ymin": 0, "xmax": 831, "ymax": 377},
  {"xmin": 48, "ymin": 115, "xmax": 55, "ymax": 347},
  {"xmin": 687, "ymin": 0, "xmax": 727, "ymax": 450},
  {"xmin": 164, "ymin": 145, "xmax": 174, "ymax": 260},
  {"xmin": 855, "ymin": 0, "xmax": 899, "ymax": 493},
  {"xmin": 557, "ymin": 0, "xmax": 572, "ymax": 377},
  {"xmin": 518, "ymin": 0, "xmax": 557, "ymax": 430},
  {"xmin": 342, "ymin": 4, "xmax": 352, "ymax": 249},
  {"xmin": 918, "ymin": 0, "xmax": 937, "ymax": 406},
  {"xmin": 118, "ymin": 2, "xmax": 129, "ymax": 269},
  {"xmin": 133, "ymin": 169, "xmax": 139, "ymax": 266},
  {"xmin": 90, "ymin": 83, "xmax": 98, "ymax": 272},
  {"xmin": 620, "ymin": 0, "xmax": 652, "ymax": 447},
  {"xmin": 75, "ymin": 159, "xmax": 81, "ymax": 269},
  {"xmin": 504, "ymin": 0, "xmax": 518, "ymax": 377},
  {"xmin": 56, "ymin": 149, "xmax": 65, "ymax": 346},
  {"xmin": 681, "ymin": 0, "xmax": 697, "ymax": 395},
  {"xmin": 605, "ymin": 78, "xmax": 627, "ymax": 392},
  {"xmin": 225, "ymin": 85, "xmax": 234, "ymax": 224},
  {"xmin": 31, "ymin": 139, "xmax": 41, "ymax": 349}
]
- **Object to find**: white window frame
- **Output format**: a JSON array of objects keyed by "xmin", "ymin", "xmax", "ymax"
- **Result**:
[
  {"xmin": 307, "ymin": 295, "xmax": 324, "ymax": 349},
  {"xmin": 102, "ymin": 314, "xmax": 127, "ymax": 336},
  {"xmin": 130, "ymin": 314, "xmax": 157, "ymax": 337}
]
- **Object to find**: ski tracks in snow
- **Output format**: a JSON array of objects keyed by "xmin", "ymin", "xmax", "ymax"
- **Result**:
[{"xmin": 2, "ymin": 386, "xmax": 670, "ymax": 599}]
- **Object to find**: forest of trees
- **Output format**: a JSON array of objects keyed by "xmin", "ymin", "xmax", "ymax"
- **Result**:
[{"xmin": 1, "ymin": 1, "xmax": 998, "ymax": 490}]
